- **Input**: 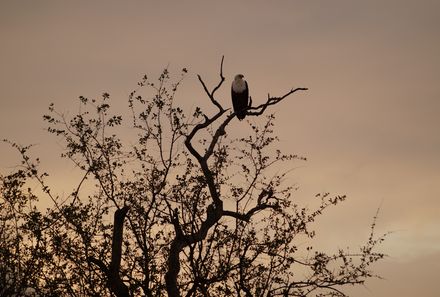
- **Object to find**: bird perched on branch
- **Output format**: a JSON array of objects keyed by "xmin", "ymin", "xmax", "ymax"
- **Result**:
[{"xmin": 231, "ymin": 74, "xmax": 249, "ymax": 120}]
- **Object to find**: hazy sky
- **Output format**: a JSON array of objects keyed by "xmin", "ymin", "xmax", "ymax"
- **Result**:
[{"xmin": 1, "ymin": 1, "xmax": 439, "ymax": 296}]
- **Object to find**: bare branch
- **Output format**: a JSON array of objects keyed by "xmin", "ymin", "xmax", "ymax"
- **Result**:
[
  {"xmin": 185, "ymin": 57, "xmax": 230, "ymax": 206},
  {"xmin": 196, "ymin": 56, "xmax": 225, "ymax": 112},
  {"xmin": 246, "ymin": 87, "xmax": 308, "ymax": 117},
  {"xmin": 210, "ymin": 55, "xmax": 225, "ymax": 98},
  {"xmin": 185, "ymin": 110, "xmax": 226, "ymax": 162},
  {"xmin": 203, "ymin": 113, "xmax": 234, "ymax": 161}
]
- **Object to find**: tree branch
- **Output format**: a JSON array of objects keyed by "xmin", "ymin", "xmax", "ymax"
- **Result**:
[
  {"xmin": 185, "ymin": 57, "xmax": 229, "ymax": 206},
  {"xmin": 89, "ymin": 206, "xmax": 130, "ymax": 297},
  {"xmin": 196, "ymin": 56, "xmax": 225, "ymax": 112},
  {"xmin": 246, "ymin": 87, "xmax": 308, "ymax": 117},
  {"xmin": 223, "ymin": 189, "xmax": 278, "ymax": 222},
  {"xmin": 88, "ymin": 257, "xmax": 108, "ymax": 275},
  {"xmin": 165, "ymin": 199, "xmax": 223, "ymax": 297},
  {"xmin": 110, "ymin": 206, "xmax": 130, "ymax": 275}
]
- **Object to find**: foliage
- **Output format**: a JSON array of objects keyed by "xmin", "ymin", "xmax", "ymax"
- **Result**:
[{"xmin": 0, "ymin": 58, "xmax": 386, "ymax": 297}]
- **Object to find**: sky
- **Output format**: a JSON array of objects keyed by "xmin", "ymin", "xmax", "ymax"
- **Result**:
[{"xmin": 1, "ymin": 1, "xmax": 439, "ymax": 296}]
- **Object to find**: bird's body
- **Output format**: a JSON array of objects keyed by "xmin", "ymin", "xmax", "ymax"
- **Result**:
[{"xmin": 231, "ymin": 74, "xmax": 249, "ymax": 120}]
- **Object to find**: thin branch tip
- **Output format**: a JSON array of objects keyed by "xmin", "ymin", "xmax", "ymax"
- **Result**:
[{"xmin": 220, "ymin": 55, "xmax": 224, "ymax": 69}]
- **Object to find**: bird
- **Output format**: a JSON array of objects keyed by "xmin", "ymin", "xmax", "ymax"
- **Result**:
[{"xmin": 231, "ymin": 74, "xmax": 249, "ymax": 120}]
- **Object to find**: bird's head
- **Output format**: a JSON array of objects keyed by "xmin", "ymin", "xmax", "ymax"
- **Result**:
[{"xmin": 234, "ymin": 74, "xmax": 245, "ymax": 81}]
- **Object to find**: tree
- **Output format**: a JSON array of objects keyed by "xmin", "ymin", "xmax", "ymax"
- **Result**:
[{"xmin": 1, "ymin": 57, "xmax": 386, "ymax": 297}]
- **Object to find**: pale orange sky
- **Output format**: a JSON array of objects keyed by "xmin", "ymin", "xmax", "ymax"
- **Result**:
[{"xmin": 1, "ymin": 1, "xmax": 439, "ymax": 296}]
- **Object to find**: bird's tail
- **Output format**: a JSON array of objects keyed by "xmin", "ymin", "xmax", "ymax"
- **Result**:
[{"xmin": 237, "ymin": 112, "xmax": 246, "ymax": 120}]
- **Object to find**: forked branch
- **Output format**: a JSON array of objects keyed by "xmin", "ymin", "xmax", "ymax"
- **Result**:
[
  {"xmin": 196, "ymin": 55, "xmax": 225, "ymax": 112},
  {"xmin": 247, "ymin": 87, "xmax": 308, "ymax": 117}
]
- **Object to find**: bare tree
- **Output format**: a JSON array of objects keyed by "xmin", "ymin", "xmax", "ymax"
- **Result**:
[{"xmin": 1, "ymin": 57, "xmax": 386, "ymax": 297}]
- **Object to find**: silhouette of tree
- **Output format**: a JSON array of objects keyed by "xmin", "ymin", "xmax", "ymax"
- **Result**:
[{"xmin": 1, "ymin": 57, "xmax": 386, "ymax": 297}]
